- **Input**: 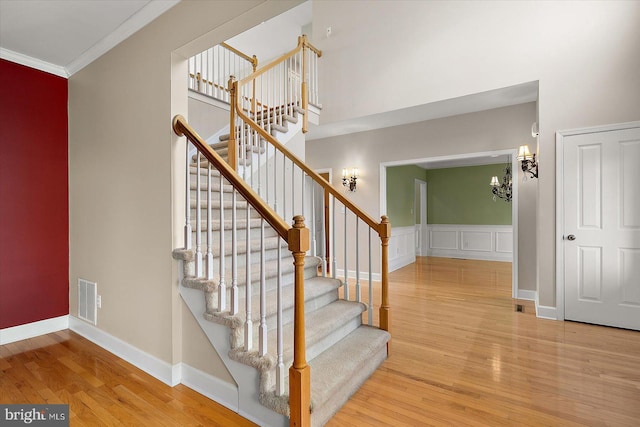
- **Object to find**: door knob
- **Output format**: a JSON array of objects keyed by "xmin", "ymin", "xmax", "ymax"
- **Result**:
[{"xmin": 567, "ymin": 234, "xmax": 576, "ymax": 241}]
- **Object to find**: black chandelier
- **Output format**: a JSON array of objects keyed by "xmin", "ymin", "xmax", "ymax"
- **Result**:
[{"xmin": 490, "ymin": 164, "xmax": 512, "ymax": 202}]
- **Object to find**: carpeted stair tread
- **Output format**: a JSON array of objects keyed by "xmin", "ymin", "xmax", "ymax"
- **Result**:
[
  {"xmin": 307, "ymin": 325, "xmax": 390, "ymax": 406},
  {"xmin": 189, "ymin": 198, "xmax": 249, "ymax": 210},
  {"xmin": 270, "ymin": 299, "xmax": 365, "ymax": 369},
  {"xmin": 306, "ymin": 325, "xmax": 389, "ymax": 426},
  {"xmin": 235, "ymin": 275, "xmax": 340, "ymax": 324},
  {"xmin": 190, "ymin": 217, "xmax": 272, "ymax": 231}
]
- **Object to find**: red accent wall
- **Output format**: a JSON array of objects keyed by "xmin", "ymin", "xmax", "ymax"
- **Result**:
[{"xmin": 0, "ymin": 59, "xmax": 69, "ymax": 329}]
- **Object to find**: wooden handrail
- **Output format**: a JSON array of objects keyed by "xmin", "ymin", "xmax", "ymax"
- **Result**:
[
  {"xmin": 172, "ymin": 115, "xmax": 290, "ymax": 240},
  {"xmin": 221, "ymin": 42, "xmax": 258, "ymax": 69},
  {"xmin": 233, "ymin": 102, "xmax": 385, "ymax": 237},
  {"xmin": 237, "ymin": 35, "xmax": 321, "ymax": 87}
]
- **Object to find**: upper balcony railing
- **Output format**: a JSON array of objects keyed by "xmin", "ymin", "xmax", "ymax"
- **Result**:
[{"xmin": 188, "ymin": 42, "xmax": 258, "ymax": 103}]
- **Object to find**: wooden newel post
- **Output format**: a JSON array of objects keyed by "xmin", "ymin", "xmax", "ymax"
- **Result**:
[
  {"xmin": 228, "ymin": 76, "xmax": 238, "ymax": 171},
  {"xmin": 288, "ymin": 215, "xmax": 311, "ymax": 427},
  {"xmin": 379, "ymin": 216, "xmax": 391, "ymax": 352}
]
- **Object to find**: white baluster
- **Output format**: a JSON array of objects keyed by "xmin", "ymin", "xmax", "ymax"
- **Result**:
[
  {"xmin": 332, "ymin": 195, "xmax": 337, "ymax": 279},
  {"xmin": 259, "ymin": 219, "xmax": 267, "ymax": 356},
  {"xmin": 321, "ymin": 184, "xmax": 327, "ymax": 277},
  {"xmin": 275, "ymin": 243, "xmax": 284, "ymax": 396},
  {"xmin": 206, "ymin": 163, "xmax": 214, "ymax": 280},
  {"xmin": 291, "ymin": 163, "xmax": 295, "ymax": 216},
  {"xmin": 218, "ymin": 174, "xmax": 226, "ymax": 312},
  {"xmin": 301, "ymin": 172, "xmax": 305, "ymax": 221},
  {"xmin": 195, "ymin": 153, "xmax": 203, "ymax": 276},
  {"xmin": 245, "ymin": 203, "xmax": 252, "ymax": 351},
  {"xmin": 311, "ymin": 181, "xmax": 316, "ymax": 257},
  {"xmin": 283, "ymin": 156, "xmax": 287, "ymax": 220},
  {"xmin": 343, "ymin": 206, "xmax": 348, "ymax": 299},
  {"xmin": 231, "ymin": 189, "xmax": 238, "ymax": 315},
  {"xmin": 184, "ymin": 140, "xmax": 192, "ymax": 250},
  {"xmin": 368, "ymin": 227, "xmax": 373, "ymax": 326},
  {"xmin": 355, "ymin": 218, "xmax": 361, "ymax": 303}
]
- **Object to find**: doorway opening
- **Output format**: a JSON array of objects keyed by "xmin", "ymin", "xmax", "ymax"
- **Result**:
[{"xmin": 380, "ymin": 149, "xmax": 519, "ymax": 298}]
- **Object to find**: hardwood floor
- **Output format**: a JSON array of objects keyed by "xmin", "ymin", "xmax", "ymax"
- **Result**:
[
  {"xmin": 0, "ymin": 330, "xmax": 256, "ymax": 426},
  {"xmin": 2, "ymin": 257, "xmax": 639, "ymax": 426},
  {"xmin": 329, "ymin": 257, "xmax": 640, "ymax": 426}
]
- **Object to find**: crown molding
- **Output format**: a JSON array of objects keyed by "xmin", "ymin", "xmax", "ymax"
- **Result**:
[
  {"xmin": 0, "ymin": 48, "xmax": 68, "ymax": 78},
  {"xmin": 65, "ymin": 0, "xmax": 180, "ymax": 76}
]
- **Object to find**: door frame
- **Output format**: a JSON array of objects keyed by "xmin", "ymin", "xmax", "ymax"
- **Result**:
[
  {"xmin": 380, "ymin": 148, "xmax": 518, "ymax": 298},
  {"xmin": 414, "ymin": 179, "xmax": 427, "ymax": 256},
  {"xmin": 555, "ymin": 120, "xmax": 640, "ymax": 321}
]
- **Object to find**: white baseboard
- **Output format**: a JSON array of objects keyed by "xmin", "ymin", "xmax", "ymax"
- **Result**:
[
  {"xmin": 179, "ymin": 363, "xmax": 239, "ymax": 412},
  {"xmin": 535, "ymin": 301, "xmax": 558, "ymax": 320},
  {"xmin": 517, "ymin": 289, "xmax": 536, "ymax": 301},
  {"xmin": 0, "ymin": 315, "xmax": 69, "ymax": 345},
  {"xmin": 69, "ymin": 316, "xmax": 178, "ymax": 386},
  {"xmin": 389, "ymin": 253, "xmax": 416, "ymax": 272}
]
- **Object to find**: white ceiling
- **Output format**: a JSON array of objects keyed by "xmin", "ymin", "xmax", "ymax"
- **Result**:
[
  {"xmin": 0, "ymin": 0, "xmax": 537, "ymax": 158},
  {"xmin": 0, "ymin": 0, "xmax": 179, "ymax": 77}
]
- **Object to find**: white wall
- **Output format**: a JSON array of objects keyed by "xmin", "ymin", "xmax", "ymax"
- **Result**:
[
  {"xmin": 306, "ymin": 103, "xmax": 537, "ymax": 290},
  {"xmin": 309, "ymin": 0, "xmax": 640, "ymax": 306},
  {"xmin": 69, "ymin": 0, "xmax": 303, "ymax": 384}
]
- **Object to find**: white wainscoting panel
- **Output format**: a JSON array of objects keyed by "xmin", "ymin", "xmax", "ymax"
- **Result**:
[
  {"xmin": 388, "ymin": 226, "xmax": 416, "ymax": 272},
  {"xmin": 460, "ymin": 231, "xmax": 492, "ymax": 252},
  {"xmin": 427, "ymin": 224, "xmax": 513, "ymax": 262},
  {"xmin": 496, "ymin": 231, "xmax": 514, "ymax": 253},
  {"xmin": 430, "ymin": 229, "xmax": 458, "ymax": 250}
]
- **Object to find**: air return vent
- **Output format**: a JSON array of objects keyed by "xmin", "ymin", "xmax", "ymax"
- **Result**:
[{"xmin": 78, "ymin": 279, "xmax": 97, "ymax": 325}]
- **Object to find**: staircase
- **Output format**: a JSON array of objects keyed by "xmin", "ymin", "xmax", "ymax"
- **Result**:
[{"xmin": 173, "ymin": 37, "xmax": 391, "ymax": 426}]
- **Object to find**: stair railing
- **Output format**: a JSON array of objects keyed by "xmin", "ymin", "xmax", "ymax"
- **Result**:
[
  {"xmin": 189, "ymin": 42, "xmax": 258, "ymax": 103},
  {"xmin": 173, "ymin": 115, "xmax": 311, "ymax": 426},
  {"xmin": 227, "ymin": 35, "xmax": 391, "ymax": 426}
]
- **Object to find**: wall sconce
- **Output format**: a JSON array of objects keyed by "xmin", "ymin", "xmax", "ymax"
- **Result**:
[
  {"xmin": 342, "ymin": 167, "xmax": 358, "ymax": 192},
  {"xmin": 517, "ymin": 144, "xmax": 538, "ymax": 179},
  {"xmin": 490, "ymin": 164, "xmax": 512, "ymax": 202}
]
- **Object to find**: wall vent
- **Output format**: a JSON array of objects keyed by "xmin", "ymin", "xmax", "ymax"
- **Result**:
[{"xmin": 78, "ymin": 279, "xmax": 97, "ymax": 325}]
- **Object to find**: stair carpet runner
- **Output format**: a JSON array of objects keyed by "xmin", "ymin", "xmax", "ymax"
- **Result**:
[{"xmin": 174, "ymin": 108, "xmax": 390, "ymax": 426}]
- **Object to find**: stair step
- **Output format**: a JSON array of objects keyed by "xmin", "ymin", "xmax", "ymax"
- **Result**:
[
  {"xmin": 235, "ymin": 276, "xmax": 342, "ymax": 332},
  {"xmin": 307, "ymin": 326, "xmax": 390, "ymax": 426},
  {"xmin": 190, "ymin": 218, "xmax": 277, "ymax": 233},
  {"xmin": 276, "ymin": 299, "xmax": 366, "ymax": 372}
]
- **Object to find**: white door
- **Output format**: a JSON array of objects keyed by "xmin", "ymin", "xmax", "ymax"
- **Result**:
[{"xmin": 563, "ymin": 126, "xmax": 640, "ymax": 330}]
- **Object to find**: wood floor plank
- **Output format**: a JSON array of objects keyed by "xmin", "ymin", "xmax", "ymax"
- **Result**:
[
  {"xmin": 328, "ymin": 257, "xmax": 640, "ymax": 426},
  {"xmin": 0, "ymin": 330, "xmax": 256, "ymax": 426},
  {"xmin": 3, "ymin": 257, "xmax": 640, "ymax": 425}
]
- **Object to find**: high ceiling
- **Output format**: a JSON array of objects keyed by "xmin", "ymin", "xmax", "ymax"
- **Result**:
[
  {"xmin": 0, "ymin": 0, "xmax": 537, "ymax": 153},
  {"xmin": 0, "ymin": 0, "xmax": 179, "ymax": 77}
]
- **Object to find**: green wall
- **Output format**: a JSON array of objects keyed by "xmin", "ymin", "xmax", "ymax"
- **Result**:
[
  {"xmin": 386, "ymin": 163, "xmax": 512, "ymax": 227},
  {"xmin": 425, "ymin": 164, "xmax": 512, "ymax": 225},
  {"xmin": 386, "ymin": 165, "xmax": 427, "ymax": 227}
]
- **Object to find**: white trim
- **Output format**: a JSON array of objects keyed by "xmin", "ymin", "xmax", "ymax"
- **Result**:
[
  {"xmin": 426, "ymin": 224, "xmax": 513, "ymax": 262},
  {"xmin": 0, "ymin": 315, "xmax": 69, "ymax": 345},
  {"xmin": 0, "ymin": 48, "xmax": 68, "ymax": 78},
  {"xmin": 69, "ymin": 316, "xmax": 178, "ymax": 386},
  {"xmin": 336, "ymin": 269, "xmax": 382, "ymax": 282},
  {"xmin": 380, "ymin": 149, "xmax": 519, "ymax": 298},
  {"xmin": 388, "ymin": 225, "xmax": 416, "ymax": 271},
  {"xmin": 65, "ymin": 0, "xmax": 180, "ymax": 76},
  {"xmin": 517, "ymin": 289, "xmax": 536, "ymax": 301},
  {"xmin": 555, "ymin": 121, "xmax": 640, "ymax": 322},
  {"xmin": 535, "ymin": 303, "xmax": 558, "ymax": 320},
  {"xmin": 179, "ymin": 363, "xmax": 239, "ymax": 413}
]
